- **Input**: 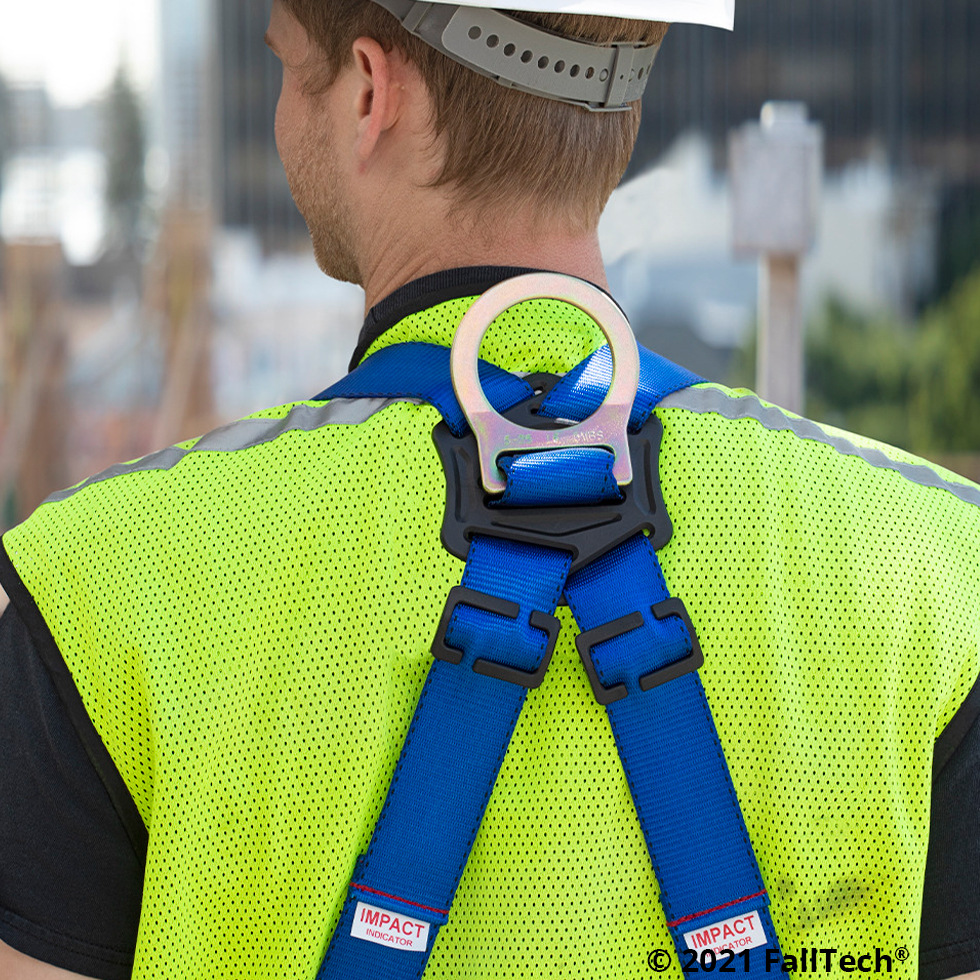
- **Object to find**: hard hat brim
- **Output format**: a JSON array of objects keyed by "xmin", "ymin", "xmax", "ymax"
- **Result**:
[{"xmin": 443, "ymin": 0, "xmax": 734, "ymax": 31}]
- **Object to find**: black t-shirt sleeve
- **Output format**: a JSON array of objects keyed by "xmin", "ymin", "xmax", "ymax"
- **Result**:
[
  {"xmin": 920, "ymin": 675, "xmax": 980, "ymax": 980},
  {"xmin": 0, "ymin": 598, "xmax": 146, "ymax": 980}
]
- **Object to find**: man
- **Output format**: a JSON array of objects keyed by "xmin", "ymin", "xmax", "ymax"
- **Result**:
[{"xmin": 1, "ymin": 2, "xmax": 979, "ymax": 978}]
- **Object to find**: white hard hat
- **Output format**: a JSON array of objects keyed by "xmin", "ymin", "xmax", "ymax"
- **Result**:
[
  {"xmin": 447, "ymin": 0, "xmax": 734, "ymax": 31},
  {"xmin": 372, "ymin": 1, "xmax": 733, "ymax": 111}
]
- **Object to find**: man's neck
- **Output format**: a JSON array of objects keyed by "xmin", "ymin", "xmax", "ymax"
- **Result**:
[{"xmin": 354, "ymin": 207, "xmax": 610, "ymax": 313}]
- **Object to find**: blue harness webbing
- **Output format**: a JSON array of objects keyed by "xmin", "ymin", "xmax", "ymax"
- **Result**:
[{"xmin": 313, "ymin": 340, "xmax": 783, "ymax": 978}]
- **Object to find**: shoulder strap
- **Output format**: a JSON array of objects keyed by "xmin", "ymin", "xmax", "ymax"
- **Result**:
[{"xmin": 314, "ymin": 342, "xmax": 534, "ymax": 436}]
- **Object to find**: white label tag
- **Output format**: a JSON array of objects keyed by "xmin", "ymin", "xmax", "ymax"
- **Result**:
[
  {"xmin": 683, "ymin": 910, "xmax": 768, "ymax": 955},
  {"xmin": 350, "ymin": 901, "xmax": 431, "ymax": 952}
]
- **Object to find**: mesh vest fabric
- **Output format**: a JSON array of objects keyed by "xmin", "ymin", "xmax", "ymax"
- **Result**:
[{"xmin": 4, "ymin": 295, "xmax": 980, "ymax": 980}]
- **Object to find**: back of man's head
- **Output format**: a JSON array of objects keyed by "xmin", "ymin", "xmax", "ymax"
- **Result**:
[{"xmin": 280, "ymin": 1, "xmax": 668, "ymax": 230}]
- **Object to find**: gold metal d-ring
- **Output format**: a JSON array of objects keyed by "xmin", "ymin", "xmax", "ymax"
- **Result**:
[{"xmin": 450, "ymin": 273, "xmax": 640, "ymax": 494}]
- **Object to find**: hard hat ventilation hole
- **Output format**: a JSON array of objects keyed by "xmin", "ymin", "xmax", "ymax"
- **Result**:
[
  {"xmin": 555, "ymin": 60, "xmax": 565, "ymax": 73},
  {"xmin": 637, "ymin": 66, "xmax": 645, "ymax": 79},
  {"xmin": 570, "ymin": 65, "xmax": 580, "ymax": 77},
  {"xmin": 487, "ymin": 34, "xmax": 500, "ymax": 47},
  {"xmin": 538, "ymin": 55, "xmax": 549, "ymax": 69},
  {"xmin": 585, "ymin": 67, "xmax": 595, "ymax": 79},
  {"xmin": 468, "ymin": 25, "xmax": 481, "ymax": 40},
  {"xmin": 521, "ymin": 50, "xmax": 533, "ymax": 63},
  {"xmin": 599, "ymin": 68, "xmax": 609, "ymax": 82},
  {"xmin": 504, "ymin": 42, "xmax": 516, "ymax": 56}
]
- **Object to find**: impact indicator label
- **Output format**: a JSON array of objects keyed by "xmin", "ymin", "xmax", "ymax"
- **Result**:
[
  {"xmin": 351, "ymin": 901, "xmax": 431, "ymax": 952},
  {"xmin": 684, "ymin": 911, "xmax": 768, "ymax": 955}
]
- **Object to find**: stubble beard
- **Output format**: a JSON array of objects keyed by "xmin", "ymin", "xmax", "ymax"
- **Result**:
[{"xmin": 286, "ymin": 123, "xmax": 362, "ymax": 285}]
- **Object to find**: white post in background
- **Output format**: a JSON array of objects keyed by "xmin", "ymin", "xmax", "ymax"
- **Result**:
[{"xmin": 730, "ymin": 102, "xmax": 823, "ymax": 415}]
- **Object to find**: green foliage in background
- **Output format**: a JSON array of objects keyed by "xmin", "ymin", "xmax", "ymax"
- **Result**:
[
  {"xmin": 909, "ymin": 270, "xmax": 980, "ymax": 452},
  {"xmin": 730, "ymin": 265, "xmax": 980, "ymax": 455},
  {"xmin": 103, "ymin": 66, "xmax": 146, "ymax": 247},
  {"xmin": 806, "ymin": 300, "xmax": 914, "ymax": 450},
  {"xmin": 936, "ymin": 189, "xmax": 980, "ymax": 304}
]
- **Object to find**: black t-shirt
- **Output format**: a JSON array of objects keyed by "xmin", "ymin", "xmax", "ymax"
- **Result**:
[{"xmin": 2, "ymin": 268, "xmax": 979, "ymax": 978}]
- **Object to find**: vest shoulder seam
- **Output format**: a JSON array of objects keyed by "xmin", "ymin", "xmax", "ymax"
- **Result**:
[
  {"xmin": 39, "ymin": 396, "xmax": 423, "ymax": 507},
  {"xmin": 659, "ymin": 385, "xmax": 980, "ymax": 510}
]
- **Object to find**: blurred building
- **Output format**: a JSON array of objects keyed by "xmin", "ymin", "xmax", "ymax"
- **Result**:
[
  {"xmin": 0, "ymin": 85, "xmax": 106, "ymax": 266},
  {"xmin": 213, "ymin": 0, "xmax": 307, "ymax": 251},
  {"xmin": 600, "ymin": 134, "xmax": 940, "ymax": 379},
  {"xmin": 159, "ymin": 0, "xmax": 212, "ymax": 208},
  {"xmin": 6, "ymin": 86, "xmax": 54, "ymax": 152},
  {"xmin": 634, "ymin": 0, "xmax": 980, "ymax": 303},
  {"xmin": 633, "ymin": 0, "xmax": 980, "ymax": 179}
]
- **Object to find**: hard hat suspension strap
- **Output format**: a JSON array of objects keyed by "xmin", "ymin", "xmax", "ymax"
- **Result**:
[{"xmin": 371, "ymin": 0, "xmax": 660, "ymax": 111}]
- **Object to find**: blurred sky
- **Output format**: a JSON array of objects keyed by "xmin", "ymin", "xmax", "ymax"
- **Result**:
[{"xmin": 0, "ymin": 0, "xmax": 158, "ymax": 103}]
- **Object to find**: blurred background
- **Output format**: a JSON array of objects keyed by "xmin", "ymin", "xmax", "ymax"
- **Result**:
[{"xmin": 0, "ymin": 0, "xmax": 978, "ymax": 544}]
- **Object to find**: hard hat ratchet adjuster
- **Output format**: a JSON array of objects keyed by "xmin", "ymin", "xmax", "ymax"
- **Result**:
[{"xmin": 372, "ymin": 0, "xmax": 661, "ymax": 110}]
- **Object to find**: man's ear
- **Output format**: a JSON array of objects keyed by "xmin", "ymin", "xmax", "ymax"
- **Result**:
[{"xmin": 349, "ymin": 37, "xmax": 403, "ymax": 164}]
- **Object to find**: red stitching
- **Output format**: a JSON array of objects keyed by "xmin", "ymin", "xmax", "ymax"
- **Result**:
[
  {"xmin": 349, "ymin": 883, "xmax": 449, "ymax": 917},
  {"xmin": 665, "ymin": 890, "xmax": 768, "ymax": 928}
]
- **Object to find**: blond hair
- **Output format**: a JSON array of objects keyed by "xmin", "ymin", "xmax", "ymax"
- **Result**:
[{"xmin": 280, "ymin": 1, "xmax": 667, "ymax": 229}]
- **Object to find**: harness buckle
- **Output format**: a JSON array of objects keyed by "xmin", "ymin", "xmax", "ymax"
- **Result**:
[
  {"xmin": 575, "ymin": 598, "xmax": 704, "ymax": 704},
  {"xmin": 431, "ymin": 585, "xmax": 561, "ymax": 689}
]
